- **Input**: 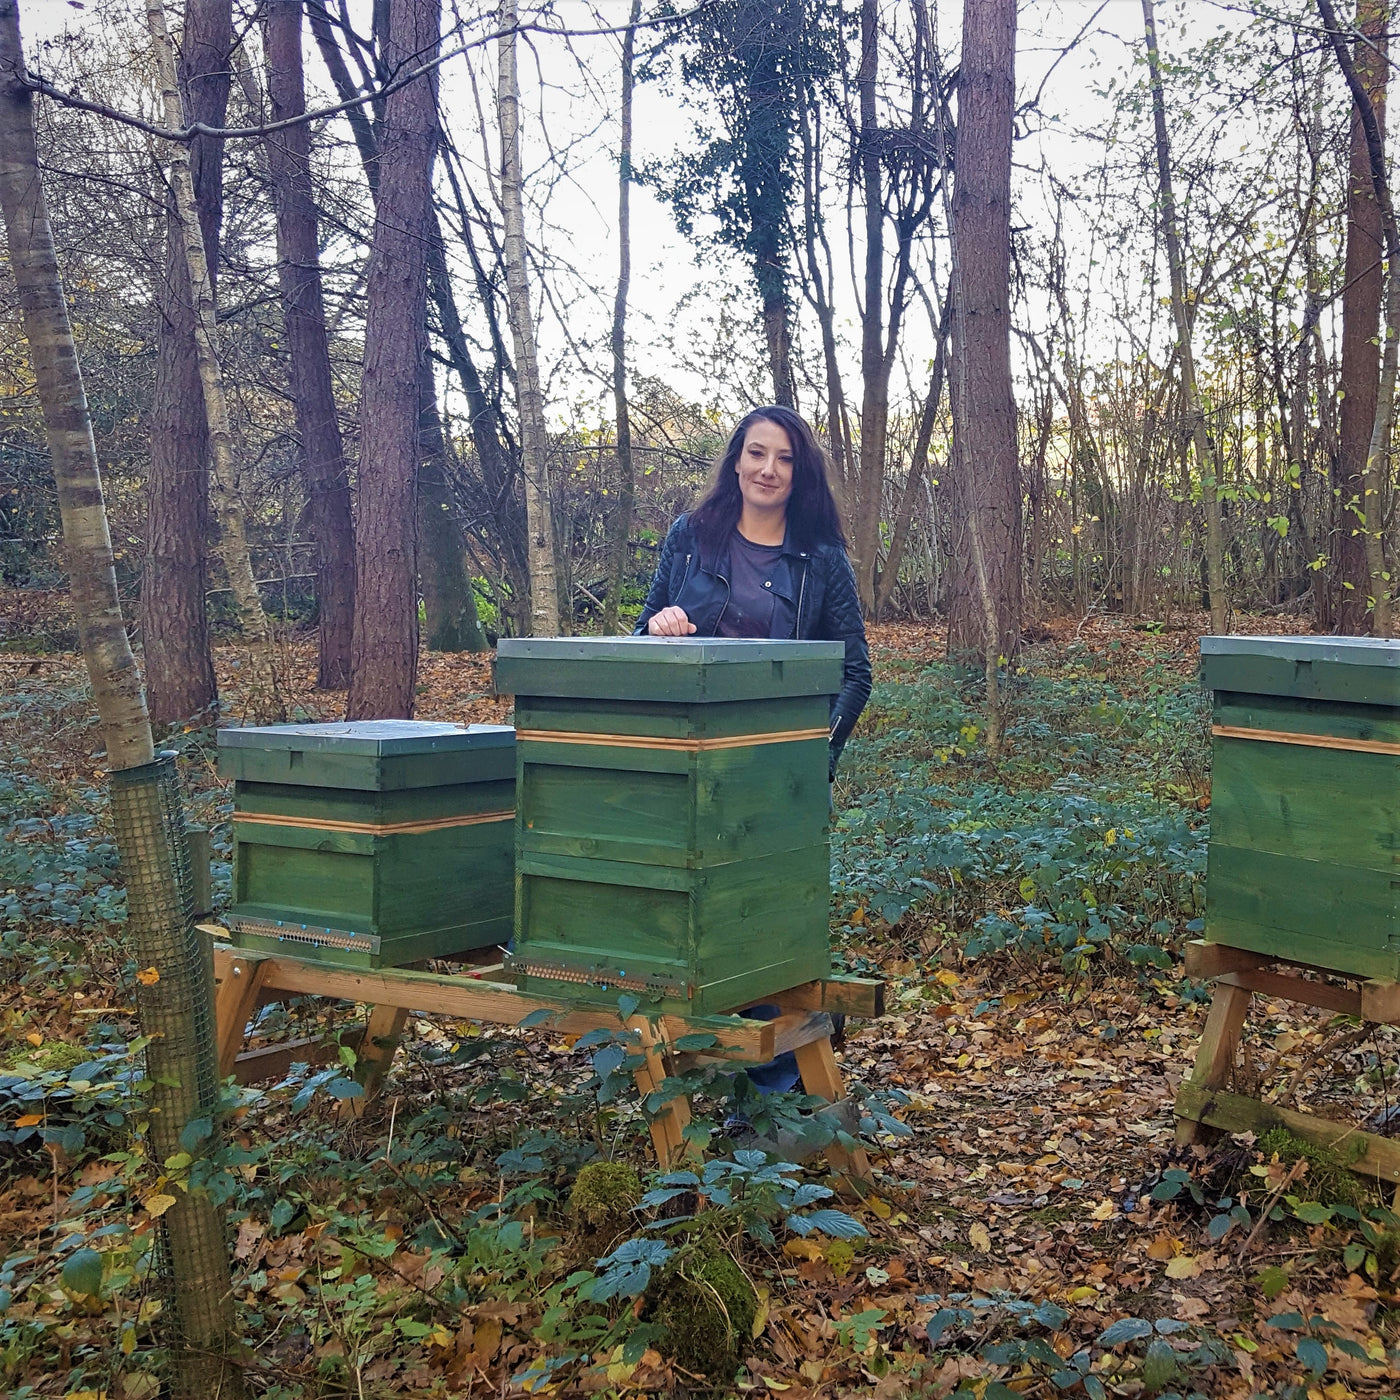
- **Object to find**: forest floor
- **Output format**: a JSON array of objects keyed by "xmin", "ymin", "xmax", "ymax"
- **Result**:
[{"xmin": 2, "ymin": 604, "xmax": 1399, "ymax": 1400}]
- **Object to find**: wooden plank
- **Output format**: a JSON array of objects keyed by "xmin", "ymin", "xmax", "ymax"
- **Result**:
[
  {"xmin": 185, "ymin": 825, "xmax": 212, "ymax": 920},
  {"xmin": 1177, "ymin": 980, "xmax": 1253, "ymax": 1148},
  {"xmin": 1360, "ymin": 979, "xmax": 1400, "ymax": 1024},
  {"xmin": 1185, "ymin": 940, "xmax": 1276, "ymax": 979},
  {"xmin": 1212, "ymin": 724, "xmax": 1400, "ymax": 756},
  {"xmin": 1173, "ymin": 1083, "xmax": 1400, "ymax": 1185},
  {"xmin": 1209, "ymin": 740, "xmax": 1397, "ymax": 873},
  {"xmin": 1218, "ymin": 971, "xmax": 1359, "ymax": 1017},
  {"xmin": 792, "ymin": 1036, "xmax": 871, "ymax": 1186},
  {"xmin": 232, "ymin": 1027, "xmax": 364, "ymax": 1084},
  {"xmin": 240, "ymin": 955, "xmax": 778, "ymax": 1061},
  {"xmin": 232, "ymin": 809, "xmax": 514, "ymax": 836},
  {"xmin": 339, "ymin": 1004, "xmax": 409, "ymax": 1121},
  {"xmin": 1215, "ymin": 694, "xmax": 1400, "ymax": 745},
  {"xmin": 213, "ymin": 950, "xmax": 272, "ymax": 1078},
  {"xmin": 766, "ymin": 976, "xmax": 885, "ymax": 1018},
  {"xmin": 1205, "ymin": 846, "xmax": 1399, "ymax": 981},
  {"xmin": 630, "ymin": 1016, "xmax": 693, "ymax": 1167}
]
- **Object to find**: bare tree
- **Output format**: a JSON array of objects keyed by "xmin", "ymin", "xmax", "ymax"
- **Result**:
[
  {"xmin": 498, "ymin": 0, "xmax": 560, "ymax": 634},
  {"xmin": 603, "ymin": 0, "xmax": 641, "ymax": 634},
  {"xmin": 1319, "ymin": 0, "xmax": 1393, "ymax": 636},
  {"xmin": 140, "ymin": 0, "xmax": 229, "ymax": 724},
  {"xmin": 264, "ymin": 0, "xmax": 356, "ymax": 684},
  {"xmin": 148, "ymin": 0, "xmax": 283, "ymax": 718},
  {"xmin": 1141, "ymin": 0, "xmax": 1229, "ymax": 634},
  {"xmin": 946, "ymin": 0, "xmax": 1022, "ymax": 669},
  {"xmin": 348, "ymin": 0, "xmax": 442, "ymax": 715}
]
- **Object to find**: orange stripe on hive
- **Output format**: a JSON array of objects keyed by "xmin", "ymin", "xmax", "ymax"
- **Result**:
[
  {"xmin": 514, "ymin": 727, "xmax": 829, "ymax": 752},
  {"xmin": 1211, "ymin": 724, "xmax": 1400, "ymax": 757},
  {"xmin": 231, "ymin": 809, "xmax": 516, "ymax": 835}
]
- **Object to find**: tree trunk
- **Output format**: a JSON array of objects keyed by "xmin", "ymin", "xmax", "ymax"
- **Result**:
[
  {"xmin": 603, "ymin": 0, "xmax": 640, "ymax": 634},
  {"xmin": 876, "ymin": 290, "xmax": 950, "ymax": 619},
  {"xmin": 1320, "ymin": 0, "xmax": 1392, "ymax": 635},
  {"xmin": 498, "ymin": 0, "xmax": 560, "ymax": 635},
  {"xmin": 140, "ymin": 0, "xmax": 229, "ymax": 725},
  {"xmin": 264, "ymin": 0, "xmax": 356, "ymax": 686},
  {"xmin": 348, "ymin": 0, "xmax": 441, "ymax": 717},
  {"xmin": 148, "ymin": 0, "xmax": 284, "ymax": 719},
  {"xmin": 1142, "ymin": 0, "xmax": 1229, "ymax": 634},
  {"xmin": 418, "ymin": 365, "xmax": 488, "ymax": 651},
  {"xmin": 851, "ymin": 0, "xmax": 886, "ymax": 615},
  {"xmin": 0, "ymin": 9, "xmax": 241, "ymax": 1395},
  {"xmin": 946, "ymin": 0, "xmax": 1023, "ymax": 664}
]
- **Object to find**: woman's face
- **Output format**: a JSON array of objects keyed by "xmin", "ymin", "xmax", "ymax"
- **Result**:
[{"xmin": 735, "ymin": 418, "xmax": 795, "ymax": 516}]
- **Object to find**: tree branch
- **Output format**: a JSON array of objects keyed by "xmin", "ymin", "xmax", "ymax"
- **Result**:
[{"xmin": 19, "ymin": 1, "xmax": 717, "ymax": 146}]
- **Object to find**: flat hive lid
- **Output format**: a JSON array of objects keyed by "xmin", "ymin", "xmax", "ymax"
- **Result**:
[
  {"xmin": 1200, "ymin": 635, "xmax": 1399, "ymax": 707},
  {"xmin": 494, "ymin": 637, "xmax": 844, "ymax": 703},
  {"xmin": 218, "ymin": 720, "xmax": 515, "ymax": 756}
]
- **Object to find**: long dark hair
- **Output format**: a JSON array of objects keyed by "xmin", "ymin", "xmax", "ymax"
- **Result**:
[{"xmin": 688, "ymin": 406, "xmax": 847, "ymax": 555}]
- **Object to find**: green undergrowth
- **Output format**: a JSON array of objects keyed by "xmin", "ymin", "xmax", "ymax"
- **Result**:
[{"xmin": 832, "ymin": 644, "xmax": 1210, "ymax": 971}]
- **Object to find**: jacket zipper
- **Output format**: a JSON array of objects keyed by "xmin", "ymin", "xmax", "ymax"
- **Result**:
[
  {"xmin": 796, "ymin": 558, "xmax": 808, "ymax": 638},
  {"xmin": 714, "ymin": 571, "xmax": 731, "ymax": 634}
]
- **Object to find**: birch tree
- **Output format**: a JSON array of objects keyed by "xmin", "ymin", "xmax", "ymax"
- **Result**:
[{"xmin": 498, "ymin": 0, "xmax": 560, "ymax": 634}]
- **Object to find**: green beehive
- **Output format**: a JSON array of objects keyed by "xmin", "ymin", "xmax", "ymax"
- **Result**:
[
  {"xmin": 217, "ymin": 721, "xmax": 516, "ymax": 968},
  {"xmin": 1201, "ymin": 636, "xmax": 1399, "ymax": 980},
  {"xmin": 493, "ymin": 638, "xmax": 843, "ymax": 1015}
]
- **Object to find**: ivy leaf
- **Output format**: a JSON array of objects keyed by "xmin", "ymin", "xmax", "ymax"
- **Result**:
[
  {"xmin": 1098, "ymin": 1317, "xmax": 1153, "ymax": 1346},
  {"xmin": 1295, "ymin": 1336, "xmax": 1328, "ymax": 1376},
  {"xmin": 62, "ymin": 1247, "xmax": 103, "ymax": 1297},
  {"xmin": 799, "ymin": 1209, "xmax": 867, "ymax": 1238}
]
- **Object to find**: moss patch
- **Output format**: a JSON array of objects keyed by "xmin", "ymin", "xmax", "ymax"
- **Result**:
[
  {"xmin": 567, "ymin": 1160, "xmax": 643, "ymax": 1258},
  {"xmin": 1256, "ymin": 1127, "xmax": 1369, "ymax": 1209},
  {"xmin": 650, "ymin": 1241, "xmax": 757, "ymax": 1381},
  {"xmin": 3, "ymin": 1040, "xmax": 89, "ymax": 1074}
]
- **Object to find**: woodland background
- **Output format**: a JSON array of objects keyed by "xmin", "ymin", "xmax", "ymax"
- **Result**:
[
  {"xmin": 2, "ymin": 0, "xmax": 1400, "ymax": 1397},
  {"xmin": 0, "ymin": 0, "xmax": 1395, "ymax": 721}
]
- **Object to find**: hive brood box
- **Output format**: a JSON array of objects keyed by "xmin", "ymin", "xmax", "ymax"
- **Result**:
[
  {"xmin": 216, "ymin": 721, "xmax": 515, "ymax": 968},
  {"xmin": 1201, "ymin": 636, "xmax": 1399, "ymax": 980},
  {"xmin": 493, "ymin": 638, "xmax": 843, "ymax": 1014}
]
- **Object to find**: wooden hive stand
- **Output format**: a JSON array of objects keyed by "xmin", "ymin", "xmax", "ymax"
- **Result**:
[
  {"xmin": 206, "ymin": 930, "xmax": 884, "ymax": 1182},
  {"xmin": 1174, "ymin": 939, "xmax": 1400, "ymax": 1196}
]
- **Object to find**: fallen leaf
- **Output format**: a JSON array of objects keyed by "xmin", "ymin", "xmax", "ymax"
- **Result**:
[
  {"xmin": 968, "ymin": 1221, "xmax": 992, "ymax": 1252},
  {"xmin": 1165, "ymin": 1255, "xmax": 1200, "ymax": 1279},
  {"xmin": 14, "ymin": 1113, "xmax": 42, "ymax": 1128},
  {"xmin": 143, "ymin": 1193, "xmax": 177, "ymax": 1218},
  {"xmin": 136, "ymin": 967, "xmax": 160, "ymax": 986}
]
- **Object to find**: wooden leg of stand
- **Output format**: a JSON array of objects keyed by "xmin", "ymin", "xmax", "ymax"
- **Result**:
[
  {"xmin": 339, "ymin": 1004, "xmax": 409, "ymax": 1122},
  {"xmin": 794, "ymin": 1035, "xmax": 871, "ymax": 1184},
  {"xmin": 1176, "ymin": 981, "xmax": 1253, "ymax": 1147},
  {"xmin": 214, "ymin": 953, "xmax": 270, "ymax": 1078},
  {"xmin": 632, "ymin": 1020, "xmax": 691, "ymax": 1168}
]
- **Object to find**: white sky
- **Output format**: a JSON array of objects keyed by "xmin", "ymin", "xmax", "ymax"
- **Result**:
[{"xmin": 15, "ymin": 0, "xmax": 1325, "ymax": 431}]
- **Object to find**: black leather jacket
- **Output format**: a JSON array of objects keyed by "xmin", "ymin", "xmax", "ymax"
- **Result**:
[{"xmin": 634, "ymin": 514, "xmax": 872, "ymax": 776}]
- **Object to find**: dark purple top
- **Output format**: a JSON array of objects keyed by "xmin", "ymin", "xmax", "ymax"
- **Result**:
[{"xmin": 716, "ymin": 531, "xmax": 797, "ymax": 639}]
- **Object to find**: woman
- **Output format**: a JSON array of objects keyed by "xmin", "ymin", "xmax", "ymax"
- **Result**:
[
  {"xmin": 635, "ymin": 405, "xmax": 871, "ymax": 781},
  {"xmin": 635, "ymin": 406, "xmax": 871, "ymax": 1112}
]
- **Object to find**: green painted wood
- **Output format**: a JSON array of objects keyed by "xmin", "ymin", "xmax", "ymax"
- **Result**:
[
  {"xmin": 218, "ymin": 721, "xmax": 515, "ymax": 790},
  {"xmin": 222, "ymin": 721, "xmax": 516, "ymax": 967},
  {"xmin": 1200, "ymin": 635, "xmax": 1399, "ymax": 706},
  {"xmin": 513, "ymin": 694, "xmax": 831, "ymax": 739},
  {"xmin": 1202, "ymin": 636, "xmax": 1399, "ymax": 979},
  {"xmin": 230, "ymin": 778, "xmax": 515, "ymax": 825},
  {"xmin": 1213, "ymin": 694, "xmax": 1400, "ymax": 745},
  {"xmin": 1209, "ymin": 739, "xmax": 1397, "ymax": 873},
  {"xmin": 1205, "ymin": 846, "xmax": 1400, "ymax": 980},
  {"xmin": 508, "ymin": 641, "xmax": 836, "ymax": 1014},
  {"xmin": 495, "ymin": 637, "xmax": 843, "ymax": 704}
]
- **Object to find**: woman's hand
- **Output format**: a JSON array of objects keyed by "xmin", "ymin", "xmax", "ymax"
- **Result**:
[{"xmin": 647, "ymin": 606, "xmax": 697, "ymax": 637}]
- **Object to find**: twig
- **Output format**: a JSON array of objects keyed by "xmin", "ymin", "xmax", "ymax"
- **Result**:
[{"xmin": 1237, "ymin": 1158, "xmax": 1307, "ymax": 1261}]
